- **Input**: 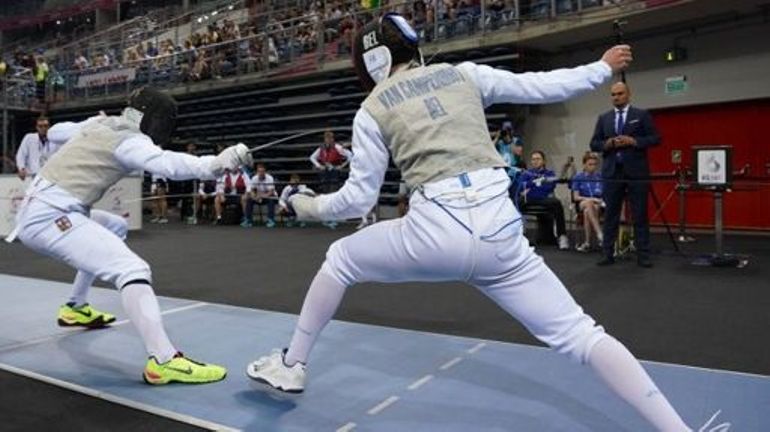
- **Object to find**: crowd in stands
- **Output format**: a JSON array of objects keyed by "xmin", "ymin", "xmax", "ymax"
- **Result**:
[{"xmin": 0, "ymin": 0, "xmax": 613, "ymax": 104}]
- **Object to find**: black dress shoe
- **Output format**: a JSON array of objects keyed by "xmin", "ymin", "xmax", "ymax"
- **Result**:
[
  {"xmin": 637, "ymin": 257, "xmax": 653, "ymax": 268},
  {"xmin": 597, "ymin": 257, "xmax": 615, "ymax": 266}
]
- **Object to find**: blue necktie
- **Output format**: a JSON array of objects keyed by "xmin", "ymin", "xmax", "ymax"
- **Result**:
[{"xmin": 615, "ymin": 110, "xmax": 625, "ymax": 135}]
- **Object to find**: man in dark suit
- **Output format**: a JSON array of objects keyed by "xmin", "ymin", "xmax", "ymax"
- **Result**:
[{"xmin": 590, "ymin": 82, "xmax": 660, "ymax": 267}]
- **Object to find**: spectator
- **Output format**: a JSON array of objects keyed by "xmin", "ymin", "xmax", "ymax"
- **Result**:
[
  {"xmin": 33, "ymin": 56, "xmax": 49, "ymax": 102},
  {"xmin": 242, "ymin": 164, "xmax": 278, "ymax": 228},
  {"xmin": 519, "ymin": 150, "xmax": 570, "ymax": 250},
  {"xmin": 150, "ymin": 174, "xmax": 169, "ymax": 224},
  {"xmin": 310, "ymin": 129, "xmax": 352, "ymax": 194},
  {"xmin": 214, "ymin": 167, "xmax": 250, "ymax": 225},
  {"xmin": 190, "ymin": 52, "xmax": 209, "ymax": 81},
  {"xmin": 146, "ymin": 41, "xmax": 159, "ymax": 57},
  {"xmin": 193, "ymin": 179, "xmax": 218, "ymax": 224},
  {"xmin": 571, "ymin": 152, "xmax": 604, "ymax": 252},
  {"xmin": 278, "ymin": 173, "xmax": 315, "ymax": 227},
  {"xmin": 590, "ymin": 81, "xmax": 660, "ymax": 268},
  {"xmin": 73, "ymin": 51, "xmax": 89, "ymax": 70},
  {"xmin": 16, "ymin": 116, "xmax": 58, "ymax": 181}
]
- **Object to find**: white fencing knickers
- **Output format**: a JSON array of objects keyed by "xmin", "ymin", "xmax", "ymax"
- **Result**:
[
  {"xmin": 322, "ymin": 168, "xmax": 607, "ymax": 363},
  {"xmin": 15, "ymin": 197, "xmax": 150, "ymax": 289}
]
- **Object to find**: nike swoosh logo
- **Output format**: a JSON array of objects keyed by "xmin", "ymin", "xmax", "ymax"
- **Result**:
[
  {"xmin": 166, "ymin": 366, "xmax": 193, "ymax": 375},
  {"xmin": 74, "ymin": 309, "xmax": 92, "ymax": 317}
]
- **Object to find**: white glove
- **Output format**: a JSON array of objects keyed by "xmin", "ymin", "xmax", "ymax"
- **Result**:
[
  {"xmin": 210, "ymin": 143, "xmax": 253, "ymax": 177},
  {"xmin": 533, "ymin": 177, "xmax": 545, "ymax": 187},
  {"xmin": 288, "ymin": 193, "xmax": 323, "ymax": 221}
]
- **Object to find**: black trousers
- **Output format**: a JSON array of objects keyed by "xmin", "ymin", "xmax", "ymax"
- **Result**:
[
  {"xmin": 521, "ymin": 197, "xmax": 567, "ymax": 237},
  {"xmin": 601, "ymin": 166, "xmax": 650, "ymax": 259}
]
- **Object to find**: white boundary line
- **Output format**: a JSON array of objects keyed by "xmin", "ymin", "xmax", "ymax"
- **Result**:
[
  {"xmin": 407, "ymin": 374, "xmax": 434, "ymax": 391},
  {"xmin": 467, "ymin": 342, "xmax": 486, "ymax": 354},
  {"xmin": 111, "ymin": 302, "xmax": 208, "ymax": 326},
  {"xmin": 439, "ymin": 356, "xmax": 464, "ymax": 371},
  {"xmin": 367, "ymin": 396, "xmax": 399, "ymax": 415},
  {"xmin": 0, "ymin": 302, "xmax": 208, "ymax": 354},
  {"xmin": 336, "ymin": 422, "xmax": 357, "ymax": 432},
  {"xmin": 0, "ymin": 361, "xmax": 240, "ymax": 432}
]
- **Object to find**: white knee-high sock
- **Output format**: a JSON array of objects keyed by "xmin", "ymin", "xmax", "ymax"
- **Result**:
[
  {"xmin": 285, "ymin": 271, "xmax": 347, "ymax": 366},
  {"xmin": 69, "ymin": 271, "xmax": 96, "ymax": 306},
  {"xmin": 120, "ymin": 283, "xmax": 177, "ymax": 364},
  {"xmin": 588, "ymin": 336, "xmax": 691, "ymax": 432}
]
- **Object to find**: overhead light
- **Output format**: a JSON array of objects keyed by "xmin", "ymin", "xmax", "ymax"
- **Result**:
[
  {"xmin": 56, "ymin": 20, "xmax": 62, "ymax": 25},
  {"xmin": 228, "ymin": 5, "xmax": 234, "ymax": 10},
  {"xmin": 212, "ymin": 10, "xmax": 218, "ymax": 16},
  {"xmin": 197, "ymin": 17, "xmax": 203, "ymax": 23}
]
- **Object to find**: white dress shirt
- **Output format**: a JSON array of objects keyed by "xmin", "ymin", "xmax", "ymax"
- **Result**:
[
  {"xmin": 615, "ymin": 104, "xmax": 630, "ymax": 134},
  {"xmin": 249, "ymin": 173, "xmax": 277, "ymax": 196},
  {"xmin": 15, "ymin": 133, "xmax": 63, "ymax": 175},
  {"xmin": 314, "ymin": 60, "xmax": 613, "ymax": 221}
]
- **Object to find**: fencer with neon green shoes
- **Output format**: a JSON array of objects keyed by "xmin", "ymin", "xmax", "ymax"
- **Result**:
[
  {"xmin": 143, "ymin": 353, "xmax": 227, "ymax": 385},
  {"xmin": 57, "ymin": 303, "xmax": 117, "ymax": 328}
]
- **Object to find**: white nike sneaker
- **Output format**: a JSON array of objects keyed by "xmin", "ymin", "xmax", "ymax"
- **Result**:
[
  {"xmin": 246, "ymin": 348, "xmax": 306, "ymax": 393},
  {"xmin": 558, "ymin": 235, "xmax": 570, "ymax": 250}
]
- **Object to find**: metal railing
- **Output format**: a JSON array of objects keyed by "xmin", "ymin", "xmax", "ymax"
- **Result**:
[{"xmin": 47, "ymin": 0, "xmax": 635, "ymax": 104}]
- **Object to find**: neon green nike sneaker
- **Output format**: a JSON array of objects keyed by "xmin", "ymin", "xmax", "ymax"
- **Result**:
[
  {"xmin": 57, "ymin": 303, "xmax": 116, "ymax": 328},
  {"xmin": 143, "ymin": 353, "xmax": 227, "ymax": 385}
]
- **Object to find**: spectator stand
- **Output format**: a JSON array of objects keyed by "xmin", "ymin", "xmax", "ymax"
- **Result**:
[{"xmin": 42, "ymin": 0, "xmax": 630, "ymax": 106}]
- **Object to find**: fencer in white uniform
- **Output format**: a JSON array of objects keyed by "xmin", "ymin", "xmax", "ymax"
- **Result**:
[
  {"xmin": 247, "ymin": 14, "xmax": 691, "ymax": 431},
  {"xmin": 16, "ymin": 87, "xmax": 252, "ymax": 384}
]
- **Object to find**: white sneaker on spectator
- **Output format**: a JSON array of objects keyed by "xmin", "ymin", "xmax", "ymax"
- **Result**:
[
  {"xmin": 157, "ymin": 218, "xmax": 169, "ymax": 224},
  {"xmin": 576, "ymin": 242, "xmax": 591, "ymax": 253},
  {"xmin": 246, "ymin": 348, "xmax": 305, "ymax": 393},
  {"xmin": 150, "ymin": 217, "xmax": 160, "ymax": 223},
  {"xmin": 558, "ymin": 235, "xmax": 570, "ymax": 250}
]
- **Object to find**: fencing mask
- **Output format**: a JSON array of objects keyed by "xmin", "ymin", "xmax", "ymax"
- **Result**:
[
  {"xmin": 127, "ymin": 87, "xmax": 178, "ymax": 147},
  {"xmin": 352, "ymin": 13, "xmax": 422, "ymax": 91}
]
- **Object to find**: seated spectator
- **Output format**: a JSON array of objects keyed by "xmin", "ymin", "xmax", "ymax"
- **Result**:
[
  {"xmin": 571, "ymin": 152, "xmax": 604, "ymax": 252},
  {"xmin": 193, "ymin": 179, "xmax": 218, "ymax": 224},
  {"xmin": 190, "ymin": 54, "xmax": 209, "ymax": 81},
  {"xmin": 146, "ymin": 41, "xmax": 159, "ymax": 57},
  {"xmin": 73, "ymin": 51, "xmax": 89, "ymax": 70},
  {"xmin": 519, "ymin": 150, "xmax": 569, "ymax": 250},
  {"xmin": 278, "ymin": 174, "xmax": 315, "ymax": 227},
  {"xmin": 242, "ymin": 164, "xmax": 278, "ymax": 228},
  {"xmin": 214, "ymin": 168, "xmax": 250, "ymax": 225},
  {"xmin": 528, "ymin": 0, "xmax": 551, "ymax": 19},
  {"xmin": 150, "ymin": 174, "xmax": 169, "ymax": 224}
]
